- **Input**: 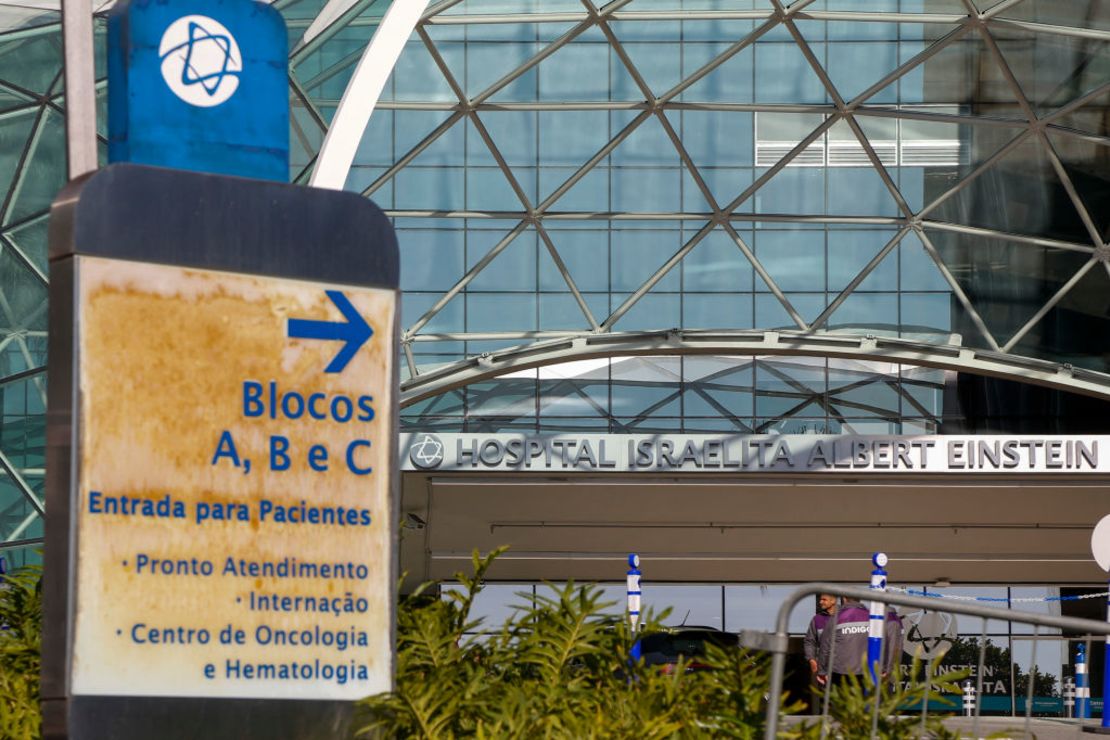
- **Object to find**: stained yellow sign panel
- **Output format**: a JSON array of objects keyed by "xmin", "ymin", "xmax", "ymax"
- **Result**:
[{"xmin": 71, "ymin": 256, "xmax": 395, "ymax": 700}]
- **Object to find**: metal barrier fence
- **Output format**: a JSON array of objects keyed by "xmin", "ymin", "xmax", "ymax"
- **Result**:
[{"xmin": 740, "ymin": 583, "xmax": 1110, "ymax": 740}]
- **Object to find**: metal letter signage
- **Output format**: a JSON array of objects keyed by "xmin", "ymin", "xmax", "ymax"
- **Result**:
[
  {"xmin": 399, "ymin": 433, "xmax": 1110, "ymax": 475},
  {"xmin": 43, "ymin": 164, "xmax": 399, "ymax": 740},
  {"xmin": 107, "ymin": 0, "xmax": 289, "ymax": 180}
]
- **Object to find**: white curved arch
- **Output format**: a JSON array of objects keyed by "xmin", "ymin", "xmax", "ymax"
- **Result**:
[
  {"xmin": 399, "ymin": 330, "xmax": 1110, "ymax": 407},
  {"xmin": 309, "ymin": 0, "xmax": 430, "ymax": 190}
]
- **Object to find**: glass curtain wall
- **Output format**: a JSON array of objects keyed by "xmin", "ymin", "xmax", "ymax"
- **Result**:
[{"xmin": 336, "ymin": 1, "xmax": 1110, "ymax": 382}]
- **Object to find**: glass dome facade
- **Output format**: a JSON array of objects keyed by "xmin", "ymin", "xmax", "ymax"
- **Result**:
[
  {"xmin": 336, "ymin": 1, "xmax": 1110, "ymax": 433},
  {"xmin": 0, "ymin": 0, "xmax": 1107, "ymax": 556}
]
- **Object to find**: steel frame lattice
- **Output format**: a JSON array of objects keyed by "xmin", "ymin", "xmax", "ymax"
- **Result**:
[{"xmin": 293, "ymin": 0, "xmax": 1110, "ymax": 405}]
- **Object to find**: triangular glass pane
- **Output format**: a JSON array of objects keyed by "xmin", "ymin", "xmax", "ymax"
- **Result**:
[
  {"xmin": 825, "ymin": 230, "xmax": 955, "ymax": 340},
  {"xmin": 538, "ymin": 221, "xmax": 610, "ymax": 293},
  {"xmin": 828, "ymin": 360, "xmax": 903, "ymax": 419},
  {"xmin": 683, "ymin": 226, "xmax": 755, "ymax": 294},
  {"xmin": 679, "ymin": 39, "xmax": 755, "ymax": 103},
  {"xmin": 0, "ymin": 108, "xmax": 37, "ymax": 211},
  {"xmin": 745, "ymin": 121, "xmax": 910, "ymax": 218},
  {"xmin": 609, "ymin": 290, "xmax": 682, "ymax": 332},
  {"xmin": 794, "ymin": 20, "xmax": 903, "ymax": 104},
  {"xmin": 535, "ymin": 25, "xmax": 633, "ymax": 103},
  {"xmin": 401, "ymin": 389, "xmax": 466, "ymax": 421},
  {"xmin": 277, "ymin": 0, "xmax": 329, "ymax": 26},
  {"xmin": 866, "ymin": 25, "xmax": 1020, "ymax": 115},
  {"xmin": 827, "ymin": 227, "xmax": 904, "ymax": 294},
  {"xmin": 390, "ymin": 108, "xmax": 463, "ymax": 163},
  {"xmin": 536, "ymin": 111, "xmax": 647, "ymax": 210},
  {"xmin": 9, "ymin": 107, "xmax": 67, "ymax": 224},
  {"xmin": 681, "ymin": 108, "xmax": 754, "ymax": 169},
  {"xmin": 928, "ymin": 135, "xmax": 1092, "ymax": 243},
  {"xmin": 538, "ymin": 291, "xmax": 607, "ymax": 331},
  {"xmin": 925, "ymin": 226, "xmax": 1092, "ymax": 347},
  {"xmin": 683, "ymin": 36, "xmax": 828, "ymax": 104},
  {"xmin": 538, "ymin": 359, "xmax": 610, "ymax": 418},
  {"xmin": 1049, "ymin": 88, "xmax": 1110, "ymax": 137},
  {"xmin": 610, "ymin": 221, "xmax": 683, "ymax": 295},
  {"xmin": 683, "ymin": 356, "xmax": 755, "ymax": 421},
  {"xmin": 0, "ymin": 241, "xmax": 48, "ymax": 335},
  {"xmin": 0, "ymin": 82, "xmax": 35, "ymax": 114},
  {"xmin": 467, "ymin": 24, "xmax": 541, "ymax": 102},
  {"xmin": 290, "ymin": 96, "xmax": 326, "ymax": 174},
  {"xmin": 390, "ymin": 111, "xmax": 466, "ymax": 207},
  {"xmin": 3, "ymin": 215, "xmax": 48, "ymax": 276},
  {"xmin": 442, "ymin": 0, "xmax": 585, "ymax": 15},
  {"xmin": 0, "ymin": 6, "xmax": 58, "ymax": 34},
  {"xmin": 887, "ymin": 112, "xmax": 1025, "ymax": 213},
  {"xmin": 466, "ymin": 223, "xmax": 538, "ymax": 293},
  {"xmin": 607, "ymin": 22, "xmax": 693, "ymax": 100},
  {"xmin": 611, "ymin": 356, "xmax": 681, "ymax": 420},
  {"xmin": 466, "ymin": 379, "xmax": 537, "ymax": 419},
  {"xmin": 629, "ymin": 0, "xmax": 765, "ymax": 9},
  {"xmin": 0, "ymin": 478, "xmax": 41, "ymax": 540},
  {"xmin": 0, "ymin": 371, "xmax": 46, "ymax": 421},
  {"xmin": 682, "ymin": 167, "xmax": 752, "ymax": 213},
  {"xmin": 383, "ymin": 37, "xmax": 460, "ymax": 103},
  {"xmin": 994, "ymin": 0, "xmax": 1110, "ymax": 36},
  {"xmin": 1046, "ymin": 130, "xmax": 1110, "ymax": 242},
  {"xmin": 465, "ymin": 114, "xmax": 537, "ymax": 209},
  {"xmin": 290, "ymin": 25, "xmax": 375, "ymax": 102},
  {"xmin": 1009, "ymin": 262, "xmax": 1110, "ymax": 374},
  {"xmin": 803, "ymin": 0, "xmax": 969, "ymax": 11},
  {"xmin": 751, "ymin": 223, "xmax": 826, "ymax": 294},
  {"xmin": 609, "ymin": 111, "xmax": 681, "ymax": 168},
  {"xmin": 0, "ymin": 33, "xmax": 61, "ymax": 97},
  {"xmin": 991, "ymin": 25, "xmax": 1110, "ymax": 115},
  {"xmin": 755, "ymin": 357, "xmax": 827, "ymax": 420}
]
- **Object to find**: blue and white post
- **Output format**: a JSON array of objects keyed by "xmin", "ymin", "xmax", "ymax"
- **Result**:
[
  {"xmin": 628, "ymin": 553, "xmax": 642, "ymax": 662},
  {"xmin": 1078, "ymin": 643, "xmax": 1091, "ymax": 720},
  {"xmin": 867, "ymin": 552, "xmax": 889, "ymax": 685},
  {"xmin": 1089, "ymin": 514, "xmax": 1110, "ymax": 727},
  {"xmin": 627, "ymin": 553, "xmax": 642, "ymax": 632},
  {"xmin": 1104, "ymin": 587, "xmax": 1110, "ymax": 729}
]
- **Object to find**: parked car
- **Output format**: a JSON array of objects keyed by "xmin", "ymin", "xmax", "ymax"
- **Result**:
[{"xmin": 635, "ymin": 626, "xmax": 740, "ymax": 673}]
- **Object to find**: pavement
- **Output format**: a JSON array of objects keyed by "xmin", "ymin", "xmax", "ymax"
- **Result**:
[
  {"xmin": 784, "ymin": 716, "xmax": 1110, "ymax": 738},
  {"xmin": 942, "ymin": 717, "xmax": 1110, "ymax": 739}
]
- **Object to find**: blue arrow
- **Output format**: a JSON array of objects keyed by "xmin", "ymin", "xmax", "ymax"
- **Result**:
[{"xmin": 287, "ymin": 290, "xmax": 373, "ymax": 373}]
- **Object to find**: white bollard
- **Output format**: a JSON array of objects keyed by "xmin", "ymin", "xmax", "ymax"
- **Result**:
[{"xmin": 1064, "ymin": 676, "xmax": 1075, "ymax": 719}]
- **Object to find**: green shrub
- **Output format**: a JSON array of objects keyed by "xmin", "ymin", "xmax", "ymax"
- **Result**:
[
  {"xmin": 0, "ymin": 565, "xmax": 42, "ymax": 740},
  {"xmin": 357, "ymin": 548, "xmax": 789, "ymax": 738},
  {"xmin": 797, "ymin": 660, "xmax": 967, "ymax": 739},
  {"xmin": 358, "ymin": 550, "xmax": 972, "ymax": 739}
]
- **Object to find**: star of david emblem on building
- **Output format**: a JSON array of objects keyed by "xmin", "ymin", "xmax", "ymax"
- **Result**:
[{"xmin": 409, "ymin": 434, "xmax": 445, "ymax": 470}]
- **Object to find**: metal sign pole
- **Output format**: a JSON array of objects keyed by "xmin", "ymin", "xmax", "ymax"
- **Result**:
[{"xmin": 59, "ymin": 0, "xmax": 98, "ymax": 178}]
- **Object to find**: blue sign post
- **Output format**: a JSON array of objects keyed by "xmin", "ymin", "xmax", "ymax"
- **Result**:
[
  {"xmin": 43, "ymin": 3, "xmax": 397, "ymax": 739},
  {"xmin": 108, "ymin": 0, "xmax": 289, "ymax": 180},
  {"xmin": 867, "ymin": 552, "xmax": 889, "ymax": 685}
]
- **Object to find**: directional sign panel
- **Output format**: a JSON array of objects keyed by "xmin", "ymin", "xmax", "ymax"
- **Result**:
[{"xmin": 70, "ymin": 256, "xmax": 395, "ymax": 699}]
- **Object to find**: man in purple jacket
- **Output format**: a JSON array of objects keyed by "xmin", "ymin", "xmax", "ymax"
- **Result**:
[
  {"xmin": 817, "ymin": 598, "xmax": 903, "ymax": 687},
  {"xmin": 804, "ymin": 593, "xmax": 838, "ymax": 678}
]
